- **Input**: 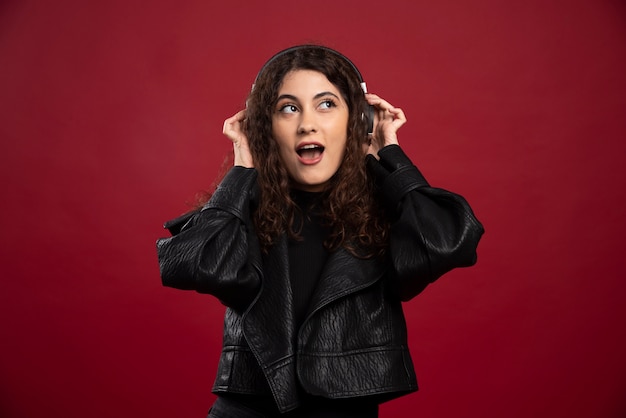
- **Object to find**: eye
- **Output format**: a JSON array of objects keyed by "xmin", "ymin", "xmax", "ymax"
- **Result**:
[
  {"xmin": 279, "ymin": 104, "xmax": 299, "ymax": 114},
  {"xmin": 319, "ymin": 99, "xmax": 337, "ymax": 110}
]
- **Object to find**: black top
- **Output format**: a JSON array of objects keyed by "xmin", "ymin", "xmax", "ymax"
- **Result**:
[{"xmin": 288, "ymin": 189, "xmax": 330, "ymax": 327}]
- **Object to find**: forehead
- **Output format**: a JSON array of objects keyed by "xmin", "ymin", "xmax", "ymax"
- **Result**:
[{"xmin": 277, "ymin": 69, "xmax": 341, "ymax": 96}]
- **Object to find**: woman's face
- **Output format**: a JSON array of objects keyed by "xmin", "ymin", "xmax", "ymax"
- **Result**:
[{"xmin": 271, "ymin": 69, "xmax": 349, "ymax": 192}]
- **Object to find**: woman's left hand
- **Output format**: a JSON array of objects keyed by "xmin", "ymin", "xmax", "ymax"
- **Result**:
[{"xmin": 365, "ymin": 93, "xmax": 407, "ymax": 158}]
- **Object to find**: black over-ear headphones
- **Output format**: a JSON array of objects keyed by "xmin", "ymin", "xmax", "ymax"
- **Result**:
[{"xmin": 252, "ymin": 45, "xmax": 375, "ymax": 135}]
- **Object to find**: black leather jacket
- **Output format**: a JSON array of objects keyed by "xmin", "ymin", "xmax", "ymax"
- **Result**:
[{"xmin": 157, "ymin": 145, "xmax": 484, "ymax": 413}]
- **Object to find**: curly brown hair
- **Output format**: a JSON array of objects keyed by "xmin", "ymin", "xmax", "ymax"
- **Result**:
[{"xmin": 243, "ymin": 45, "xmax": 388, "ymax": 257}]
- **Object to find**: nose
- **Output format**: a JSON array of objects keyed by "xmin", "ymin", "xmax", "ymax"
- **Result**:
[{"xmin": 297, "ymin": 110, "xmax": 317, "ymax": 134}]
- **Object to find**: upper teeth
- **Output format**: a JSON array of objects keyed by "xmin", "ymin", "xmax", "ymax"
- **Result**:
[{"xmin": 300, "ymin": 144, "xmax": 319, "ymax": 150}]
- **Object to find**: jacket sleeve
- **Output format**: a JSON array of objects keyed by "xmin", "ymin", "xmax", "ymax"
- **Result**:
[
  {"xmin": 156, "ymin": 167, "xmax": 262, "ymax": 311},
  {"xmin": 367, "ymin": 145, "xmax": 484, "ymax": 301}
]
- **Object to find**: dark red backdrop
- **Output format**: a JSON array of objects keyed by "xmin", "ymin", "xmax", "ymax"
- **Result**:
[{"xmin": 1, "ymin": 0, "xmax": 625, "ymax": 417}]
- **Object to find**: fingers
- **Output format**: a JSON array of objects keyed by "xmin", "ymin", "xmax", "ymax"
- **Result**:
[
  {"xmin": 366, "ymin": 93, "xmax": 406, "ymax": 128},
  {"xmin": 388, "ymin": 107, "xmax": 407, "ymax": 130},
  {"xmin": 223, "ymin": 109, "xmax": 254, "ymax": 168},
  {"xmin": 223, "ymin": 109, "xmax": 247, "ymax": 143},
  {"xmin": 366, "ymin": 93, "xmax": 392, "ymax": 110},
  {"xmin": 365, "ymin": 94, "xmax": 406, "ymax": 147}
]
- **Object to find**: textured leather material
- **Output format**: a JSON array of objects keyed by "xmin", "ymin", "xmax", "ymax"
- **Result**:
[
  {"xmin": 241, "ymin": 236, "xmax": 300, "ymax": 411},
  {"xmin": 373, "ymin": 144, "xmax": 430, "ymax": 205},
  {"xmin": 304, "ymin": 249, "xmax": 387, "ymax": 322},
  {"xmin": 157, "ymin": 168, "xmax": 263, "ymax": 311},
  {"xmin": 382, "ymin": 165, "xmax": 428, "ymax": 203},
  {"xmin": 377, "ymin": 144, "xmax": 420, "ymax": 172},
  {"xmin": 212, "ymin": 346, "xmax": 273, "ymax": 395},
  {"xmin": 387, "ymin": 187, "xmax": 483, "ymax": 301},
  {"xmin": 203, "ymin": 167, "xmax": 258, "ymax": 220},
  {"xmin": 157, "ymin": 145, "xmax": 484, "ymax": 413},
  {"xmin": 298, "ymin": 346, "xmax": 416, "ymax": 398}
]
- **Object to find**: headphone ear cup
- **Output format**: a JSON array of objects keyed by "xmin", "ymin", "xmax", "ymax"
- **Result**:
[{"xmin": 364, "ymin": 104, "xmax": 375, "ymax": 135}]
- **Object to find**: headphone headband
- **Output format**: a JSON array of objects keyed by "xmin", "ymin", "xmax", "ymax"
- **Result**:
[{"xmin": 253, "ymin": 45, "xmax": 368, "ymax": 94}]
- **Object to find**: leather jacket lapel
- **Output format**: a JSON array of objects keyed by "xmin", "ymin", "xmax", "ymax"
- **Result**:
[
  {"xmin": 304, "ymin": 249, "xmax": 387, "ymax": 322},
  {"xmin": 241, "ymin": 236, "xmax": 300, "ymax": 411}
]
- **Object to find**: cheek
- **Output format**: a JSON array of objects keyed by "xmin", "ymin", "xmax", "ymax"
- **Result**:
[
  {"xmin": 271, "ymin": 126, "xmax": 288, "ymax": 151},
  {"xmin": 273, "ymin": 136, "xmax": 293, "ymax": 169},
  {"xmin": 335, "ymin": 112, "xmax": 350, "ymax": 145},
  {"xmin": 333, "ymin": 125, "xmax": 349, "ymax": 154}
]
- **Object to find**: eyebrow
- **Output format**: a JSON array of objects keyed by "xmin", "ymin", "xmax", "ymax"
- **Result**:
[{"xmin": 276, "ymin": 91, "xmax": 341, "ymax": 102}]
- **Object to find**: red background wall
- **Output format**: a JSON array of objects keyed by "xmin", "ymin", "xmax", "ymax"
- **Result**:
[{"xmin": 1, "ymin": 0, "xmax": 625, "ymax": 417}]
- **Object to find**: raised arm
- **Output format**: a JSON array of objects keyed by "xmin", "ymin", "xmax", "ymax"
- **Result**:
[
  {"xmin": 363, "ymin": 94, "xmax": 483, "ymax": 300},
  {"xmin": 368, "ymin": 145, "xmax": 484, "ymax": 301},
  {"xmin": 156, "ymin": 110, "xmax": 262, "ymax": 311}
]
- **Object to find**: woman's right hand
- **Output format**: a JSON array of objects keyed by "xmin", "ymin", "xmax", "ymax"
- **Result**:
[{"xmin": 223, "ymin": 109, "xmax": 254, "ymax": 168}]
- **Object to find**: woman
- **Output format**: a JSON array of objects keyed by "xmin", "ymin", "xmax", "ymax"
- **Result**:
[{"xmin": 157, "ymin": 45, "xmax": 484, "ymax": 417}]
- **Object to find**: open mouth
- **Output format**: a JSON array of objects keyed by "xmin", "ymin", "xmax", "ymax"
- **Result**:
[{"xmin": 296, "ymin": 144, "xmax": 325, "ymax": 161}]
